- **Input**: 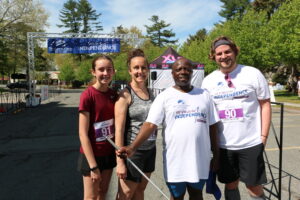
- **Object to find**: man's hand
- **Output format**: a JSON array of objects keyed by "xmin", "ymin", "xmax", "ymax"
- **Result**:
[{"xmin": 116, "ymin": 145, "xmax": 135, "ymax": 158}]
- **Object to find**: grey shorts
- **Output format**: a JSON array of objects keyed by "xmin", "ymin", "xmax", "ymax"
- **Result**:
[
  {"xmin": 218, "ymin": 143, "xmax": 267, "ymax": 186},
  {"xmin": 126, "ymin": 147, "xmax": 156, "ymax": 182}
]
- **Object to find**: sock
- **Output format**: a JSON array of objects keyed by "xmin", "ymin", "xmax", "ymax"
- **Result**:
[{"xmin": 225, "ymin": 188, "xmax": 241, "ymax": 200}]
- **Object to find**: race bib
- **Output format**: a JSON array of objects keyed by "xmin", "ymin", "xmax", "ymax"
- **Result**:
[
  {"xmin": 218, "ymin": 103, "xmax": 244, "ymax": 122},
  {"xmin": 94, "ymin": 119, "xmax": 114, "ymax": 142}
]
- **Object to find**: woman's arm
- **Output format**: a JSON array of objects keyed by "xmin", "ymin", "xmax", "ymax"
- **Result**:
[
  {"xmin": 114, "ymin": 89, "xmax": 131, "ymax": 179},
  {"xmin": 79, "ymin": 111, "xmax": 101, "ymax": 181}
]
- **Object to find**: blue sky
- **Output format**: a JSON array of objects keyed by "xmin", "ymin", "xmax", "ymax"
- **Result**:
[{"xmin": 43, "ymin": 0, "xmax": 224, "ymax": 44}]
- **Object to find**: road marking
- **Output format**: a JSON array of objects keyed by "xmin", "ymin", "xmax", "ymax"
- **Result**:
[{"xmin": 265, "ymin": 146, "xmax": 300, "ymax": 151}]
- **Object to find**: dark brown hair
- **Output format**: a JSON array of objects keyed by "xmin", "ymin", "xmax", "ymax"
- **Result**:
[
  {"xmin": 91, "ymin": 55, "xmax": 114, "ymax": 71},
  {"xmin": 127, "ymin": 48, "xmax": 148, "ymax": 68},
  {"xmin": 209, "ymin": 36, "xmax": 240, "ymax": 60}
]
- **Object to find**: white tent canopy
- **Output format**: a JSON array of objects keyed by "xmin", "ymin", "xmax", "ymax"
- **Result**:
[{"xmin": 149, "ymin": 47, "xmax": 205, "ymax": 90}]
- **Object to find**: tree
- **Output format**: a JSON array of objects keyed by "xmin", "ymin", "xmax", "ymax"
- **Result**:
[
  {"xmin": 58, "ymin": 0, "xmax": 103, "ymax": 33},
  {"xmin": 76, "ymin": 59, "xmax": 92, "ymax": 83},
  {"xmin": 78, "ymin": 0, "xmax": 102, "ymax": 33},
  {"xmin": 219, "ymin": 0, "xmax": 251, "ymax": 20},
  {"xmin": 252, "ymin": 0, "xmax": 286, "ymax": 19},
  {"xmin": 59, "ymin": 63, "xmax": 75, "ymax": 85},
  {"xmin": 0, "ymin": 0, "xmax": 48, "ymax": 33},
  {"xmin": 57, "ymin": 0, "xmax": 81, "ymax": 33},
  {"xmin": 35, "ymin": 46, "xmax": 52, "ymax": 71},
  {"xmin": 0, "ymin": 38, "xmax": 9, "ymax": 82},
  {"xmin": 145, "ymin": 15, "xmax": 178, "ymax": 47},
  {"xmin": 266, "ymin": 0, "xmax": 300, "ymax": 93},
  {"xmin": 183, "ymin": 28, "xmax": 207, "ymax": 46}
]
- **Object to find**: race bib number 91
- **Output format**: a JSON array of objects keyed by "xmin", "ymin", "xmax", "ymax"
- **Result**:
[{"xmin": 94, "ymin": 119, "xmax": 114, "ymax": 142}]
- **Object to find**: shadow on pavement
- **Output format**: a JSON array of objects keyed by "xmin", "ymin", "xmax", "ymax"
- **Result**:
[{"xmin": 0, "ymin": 95, "xmax": 83, "ymax": 200}]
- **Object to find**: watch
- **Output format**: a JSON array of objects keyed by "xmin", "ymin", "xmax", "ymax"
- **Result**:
[{"xmin": 90, "ymin": 166, "xmax": 99, "ymax": 171}]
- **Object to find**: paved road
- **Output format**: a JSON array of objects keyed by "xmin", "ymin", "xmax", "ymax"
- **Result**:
[{"xmin": 0, "ymin": 90, "xmax": 300, "ymax": 200}]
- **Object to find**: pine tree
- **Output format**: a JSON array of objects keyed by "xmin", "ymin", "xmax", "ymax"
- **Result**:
[
  {"xmin": 57, "ymin": 0, "xmax": 81, "ymax": 33},
  {"xmin": 57, "ymin": 0, "xmax": 102, "ymax": 33},
  {"xmin": 219, "ymin": 0, "xmax": 251, "ymax": 20},
  {"xmin": 145, "ymin": 15, "xmax": 178, "ymax": 47},
  {"xmin": 184, "ymin": 28, "xmax": 207, "ymax": 46},
  {"xmin": 78, "ymin": 0, "xmax": 103, "ymax": 33}
]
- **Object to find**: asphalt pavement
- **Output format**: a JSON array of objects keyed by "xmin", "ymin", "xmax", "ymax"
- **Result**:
[{"xmin": 0, "ymin": 89, "xmax": 300, "ymax": 200}]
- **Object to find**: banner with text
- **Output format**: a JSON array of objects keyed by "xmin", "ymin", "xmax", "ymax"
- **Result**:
[{"xmin": 47, "ymin": 38, "xmax": 120, "ymax": 54}]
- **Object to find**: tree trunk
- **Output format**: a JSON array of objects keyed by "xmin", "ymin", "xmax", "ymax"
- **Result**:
[{"xmin": 287, "ymin": 65, "xmax": 298, "ymax": 94}]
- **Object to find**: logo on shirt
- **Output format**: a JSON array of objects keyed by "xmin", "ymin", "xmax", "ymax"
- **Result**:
[
  {"xmin": 175, "ymin": 107, "xmax": 207, "ymax": 123},
  {"xmin": 177, "ymin": 99, "xmax": 185, "ymax": 104}
]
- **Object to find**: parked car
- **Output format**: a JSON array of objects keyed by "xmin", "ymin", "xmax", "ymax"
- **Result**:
[{"xmin": 6, "ymin": 81, "xmax": 30, "ymax": 90}]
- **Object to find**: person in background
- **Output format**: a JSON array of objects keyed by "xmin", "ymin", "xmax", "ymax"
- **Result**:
[
  {"xmin": 297, "ymin": 76, "xmax": 300, "ymax": 97},
  {"xmin": 115, "ymin": 49, "xmax": 157, "ymax": 200},
  {"xmin": 201, "ymin": 36, "xmax": 271, "ymax": 200},
  {"xmin": 78, "ymin": 55, "xmax": 117, "ymax": 200},
  {"xmin": 117, "ymin": 58, "xmax": 220, "ymax": 200}
]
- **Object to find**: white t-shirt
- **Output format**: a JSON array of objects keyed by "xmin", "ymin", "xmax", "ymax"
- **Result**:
[
  {"xmin": 201, "ymin": 64, "xmax": 270, "ymax": 150},
  {"xmin": 146, "ymin": 86, "xmax": 219, "ymax": 182}
]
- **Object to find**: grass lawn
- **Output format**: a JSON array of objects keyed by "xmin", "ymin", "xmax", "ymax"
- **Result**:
[{"xmin": 274, "ymin": 90, "xmax": 300, "ymax": 104}]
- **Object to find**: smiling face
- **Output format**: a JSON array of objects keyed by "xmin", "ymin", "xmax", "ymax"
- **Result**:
[
  {"xmin": 172, "ymin": 58, "xmax": 193, "ymax": 88},
  {"xmin": 92, "ymin": 58, "xmax": 115, "ymax": 87},
  {"xmin": 214, "ymin": 44, "xmax": 237, "ymax": 73},
  {"xmin": 128, "ymin": 56, "xmax": 149, "ymax": 84}
]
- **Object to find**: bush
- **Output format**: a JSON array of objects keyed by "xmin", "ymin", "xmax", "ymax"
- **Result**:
[{"xmin": 72, "ymin": 80, "xmax": 84, "ymax": 88}]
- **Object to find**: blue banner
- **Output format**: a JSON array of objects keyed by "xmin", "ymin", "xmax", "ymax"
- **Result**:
[{"xmin": 47, "ymin": 38, "xmax": 120, "ymax": 54}]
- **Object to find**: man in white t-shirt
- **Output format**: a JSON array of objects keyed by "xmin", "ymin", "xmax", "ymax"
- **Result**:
[
  {"xmin": 201, "ymin": 36, "xmax": 271, "ymax": 200},
  {"xmin": 118, "ymin": 58, "xmax": 220, "ymax": 200}
]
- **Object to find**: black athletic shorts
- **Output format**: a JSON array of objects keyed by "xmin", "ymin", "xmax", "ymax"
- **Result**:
[
  {"xmin": 218, "ymin": 143, "xmax": 267, "ymax": 186},
  {"xmin": 77, "ymin": 153, "xmax": 116, "ymax": 176},
  {"xmin": 126, "ymin": 147, "xmax": 156, "ymax": 183}
]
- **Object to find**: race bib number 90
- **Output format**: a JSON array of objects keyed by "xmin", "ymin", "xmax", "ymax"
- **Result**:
[
  {"xmin": 94, "ymin": 119, "xmax": 114, "ymax": 142},
  {"xmin": 219, "ymin": 108, "xmax": 244, "ymax": 122}
]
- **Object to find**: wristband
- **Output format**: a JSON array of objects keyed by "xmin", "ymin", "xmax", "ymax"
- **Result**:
[
  {"xmin": 90, "ymin": 166, "xmax": 99, "ymax": 171},
  {"xmin": 261, "ymin": 135, "xmax": 268, "ymax": 138}
]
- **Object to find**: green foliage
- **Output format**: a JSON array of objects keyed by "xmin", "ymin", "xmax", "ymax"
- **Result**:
[
  {"xmin": 145, "ymin": 15, "xmax": 178, "ymax": 47},
  {"xmin": 35, "ymin": 71, "xmax": 50, "ymax": 84},
  {"xmin": 142, "ymin": 40, "xmax": 165, "ymax": 62},
  {"xmin": 76, "ymin": 59, "xmax": 93, "ymax": 83},
  {"xmin": 59, "ymin": 62, "xmax": 75, "ymax": 84},
  {"xmin": 0, "ymin": 0, "xmax": 49, "ymax": 76},
  {"xmin": 113, "ymin": 53, "xmax": 129, "ymax": 81},
  {"xmin": 57, "ymin": 0, "xmax": 81, "ymax": 32},
  {"xmin": 0, "ymin": 39, "xmax": 8, "ymax": 75},
  {"xmin": 35, "ymin": 47, "xmax": 52, "ymax": 71},
  {"xmin": 266, "ymin": 0, "xmax": 300, "ymax": 66},
  {"xmin": 78, "ymin": 0, "xmax": 103, "ymax": 33},
  {"xmin": 219, "ymin": 0, "xmax": 251, "ymax": 20},
  {"xmin": 0, "ymin": 0, "xmax": 48, "ymax": 33},
  {"xmin": 58, "ymin": 0, "xmax": 102, "ymax": 33},
  {"xmin": 252, "ymin": 0, "xmax": 286, "ymax": 19},
  {"xmin": 180, "ymin": 0, "xmax": 299, "ymax": 77},
  {"xmin": 183, "ymin": 29, "xmax": 207, "ymax": 46}
]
